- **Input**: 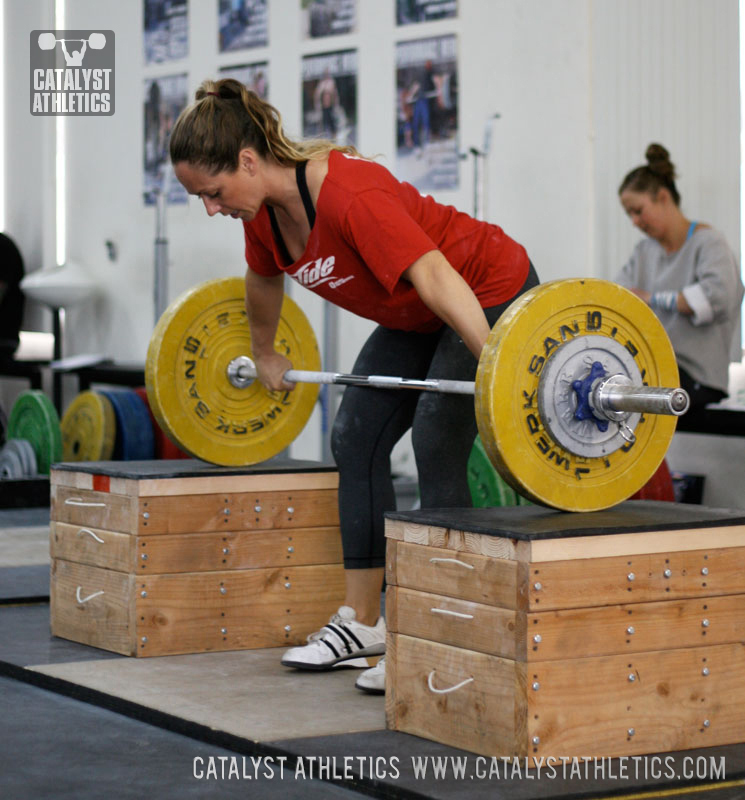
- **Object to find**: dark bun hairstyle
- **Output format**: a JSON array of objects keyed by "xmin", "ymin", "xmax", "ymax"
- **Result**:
[{"xmin": 619, "ymin": 143, "xmax": 680, "ymax": 206}]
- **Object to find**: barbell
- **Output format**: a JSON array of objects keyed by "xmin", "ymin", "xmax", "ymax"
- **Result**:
[
  {"xmin": 38, "ymin": 32, "xmax": 107, "ymax": 51},
  {"xmin": 225, "ymin": 357, "xmax": 687, "ymax": 417},
  {"xmin": 145, "ymin": 276, "xmax": 687, "ymax": 512}
]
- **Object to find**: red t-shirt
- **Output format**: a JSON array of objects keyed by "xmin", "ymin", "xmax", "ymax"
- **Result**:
[{"xmin": 244, "ymin": 150, "xmax": 529, "ymax": 333}]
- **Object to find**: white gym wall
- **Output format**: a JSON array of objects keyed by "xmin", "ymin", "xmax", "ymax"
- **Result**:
[
  {"xmin": 2, "ymin": 0, "xmax": 740, "ymax": 471},
  {"xmin": 591, "ymin": 0, "xmax": 740, "ymax": 316}
]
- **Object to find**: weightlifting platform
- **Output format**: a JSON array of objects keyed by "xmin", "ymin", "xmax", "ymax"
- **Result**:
[{"xmin": 2, "ymin": 489, "xmax": 745, "ymax": 799}]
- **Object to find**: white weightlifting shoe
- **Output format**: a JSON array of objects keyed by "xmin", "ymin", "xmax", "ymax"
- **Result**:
[
  {"xmin": 281, "ymin": 606, "xmax": 386, "ymax": 671},
  {"xmin": 355, "ymin": 656, "xmax": 386, "ymax": 695}
]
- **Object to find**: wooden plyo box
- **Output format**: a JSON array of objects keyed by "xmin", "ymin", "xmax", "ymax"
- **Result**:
[
  {"xmin": 384, "ymin": 501, "xmax": 745, "ymax": 759},
  {"xmin": 50, "ymin": 459, "xmax": 345, "ymax": 657}
]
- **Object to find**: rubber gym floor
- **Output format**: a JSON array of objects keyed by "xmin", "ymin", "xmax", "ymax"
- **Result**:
[{"xmin": 1, "ymin": 505, "xmax": 744, "ymax": 800}]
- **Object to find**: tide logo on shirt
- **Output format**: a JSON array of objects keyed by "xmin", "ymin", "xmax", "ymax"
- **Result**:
[{"xmin": 292, "ymin": 255, "xmax": 337, "ymax": 289}]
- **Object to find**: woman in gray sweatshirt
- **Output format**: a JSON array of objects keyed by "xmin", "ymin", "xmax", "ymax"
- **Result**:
[{"xmin": 615, "ymin": 143, "xmax": 743, "ymax": 427}]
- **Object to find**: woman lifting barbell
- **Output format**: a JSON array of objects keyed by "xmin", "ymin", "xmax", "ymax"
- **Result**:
[{"xmin": 169, "ymin": 77, "xmax": 539, "ymax": 693}]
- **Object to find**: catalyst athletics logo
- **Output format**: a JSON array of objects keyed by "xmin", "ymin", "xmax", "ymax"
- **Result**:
[{"xmin": 31, "ymin": 30, "xmax": 114, "ymax": 115}]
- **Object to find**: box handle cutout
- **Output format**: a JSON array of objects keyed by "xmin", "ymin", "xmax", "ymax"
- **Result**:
[
  {"xmin": 427, "ymin": 670, "xmax": 474, "ymax": 694},
  {"xmin": 430, "ymin": 607, "xmax": 474, "ymax": 620},
  {"xmin": 428, "ymin": 557, "xmax": 474, "ymax": 570},
  {"xmin": 76, "ymin": 586, "xmax": 105, "ymax": 604},
  {"xmin": 77, "ymin": 528, "xmax": 104, "ymax": 543},
  {"xmin": 65, "ymin": 497, "xmax": 106, "ymax": 508}
]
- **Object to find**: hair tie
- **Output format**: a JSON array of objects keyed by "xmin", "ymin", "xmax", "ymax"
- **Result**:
[{"xmin": 206, "ymin": 91, "xmax": 219, "ymax": 97}]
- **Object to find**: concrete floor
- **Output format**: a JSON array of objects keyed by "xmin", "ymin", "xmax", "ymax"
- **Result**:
[
  {"xmin": 0, "ymin": 675, "xmax": 369, "ymax": 800},
  {"xmin": 2, "ymin": 506, "xmax": 745, "ymax": 800}
]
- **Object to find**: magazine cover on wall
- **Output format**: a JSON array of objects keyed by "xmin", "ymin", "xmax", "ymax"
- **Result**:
[
  {"xmin": 396, "ymin": 0, "xmax": 457, "ymax": 25},
  {"xmin": 144, "ymin": 0, "xmax": 188, "ymax": 64},
  {"xmin": 143, "ymin": 74, "xmax": 189, "ymax": 205},
  {"xmin": 396, "ymin": 35, "xmax": 458, "ymax": 192},
  {"xmin": 302, "ymin": 0, "xmax": 357, "ymax": 39},
  {"xmin": 219, "ymin": 62, "xmax": 268, "ymax": 98},
  {"xmin": 302, "ymin": 50, "xmax": 357, "ymax": 146},
  {"xmin": 218, "ymin": 0, "xmax": 268, "ymax": 52}
]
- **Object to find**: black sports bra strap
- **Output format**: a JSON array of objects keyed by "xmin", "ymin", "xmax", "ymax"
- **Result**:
[
  {"xmin": 265, "ymin": 161, "xmax": 315, "ymax": 267},
  {"xmin": 266, "ymin": 205, "xmax": 293, "ymax": 267},
  {"xmin": 295, "ymin": 161, "xmax": 316, "ymax": 228}
]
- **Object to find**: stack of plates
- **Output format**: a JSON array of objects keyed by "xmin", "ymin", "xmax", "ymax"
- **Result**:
[
  {"xmin": 61, "ymin": 388, "xmax": 155, "ymax": 462},
  {"xmin": 0, "ymin": 438, "xmax": 38, "ymax": 478},
  {"xmin": 61, "ymin": 390, "xmax": 116, "ymax": 461},
  {"xmin": 6, "ymin": 390, "xmax": 62, "ymax": 475}
]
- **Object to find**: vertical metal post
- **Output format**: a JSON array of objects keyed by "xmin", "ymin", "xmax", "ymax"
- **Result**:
[
  {"xmin": 51, "ymin": 307, "xmax": 64, "ymax": 415},
  {"xmin": 321, "ymin": 303, "xmax": 339, "ymax": 463},
  {"xmin": 471, "ymin": 147, "xmax": 480, "ymax": 219},
  {"xmin": 153, "ymin": 188, "xmax": 169, "ymax": 324}
]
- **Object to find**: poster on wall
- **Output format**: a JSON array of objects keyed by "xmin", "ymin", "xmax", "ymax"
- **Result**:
[
  {"xmin": 218, "ymin": 0, "xmax": 269, "ymax": 52},
  {"xmin": 395, "ymin": 35, "xmax": 458, "ymax": 192},
  {"xmin": 143, "ymin": 74, "xmax": 189, "ymax": 205},
  {"xmin": 144, "ymin": 0, "xmax": 189, "ymax": 64},
  {"xmin": 302, "ymin": 0, "xmax": 357, "ymax": 39},
  {"xmin": 219, "ymin": 62, "xmax": 268, "ymax": 98},
  {"xmin": 302, "ymin": 50, "xmax": 357, "ymax": 146},
  {"xmin": 396, "ymin": 0, "xmax": 457, "ymax": 25}
]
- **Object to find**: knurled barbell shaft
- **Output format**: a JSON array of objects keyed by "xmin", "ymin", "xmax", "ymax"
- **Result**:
[
  {"xmin": 230, "ymin": 357, "xmax": 475, "ymax": 394},
  {"xmin": 288, "ymin": 370, "xmax": 477, "ymax": 394},
  {"xmin": 229, "ymin": 357, "xmax": 689, "ymax": 415}
]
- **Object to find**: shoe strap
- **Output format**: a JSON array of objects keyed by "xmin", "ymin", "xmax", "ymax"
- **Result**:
[
  {"xmin": 307, "ymin": 620, "xmax": 363, "ymax": 654},
  {"xmin": 306, "ymin": 611, "xmax": 349, "ymax": 642}
]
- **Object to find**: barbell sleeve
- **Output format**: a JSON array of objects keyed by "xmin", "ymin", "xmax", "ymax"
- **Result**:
[{"xmin": 593, "ymin": 381, "xmax": 690, "ymax": 417}]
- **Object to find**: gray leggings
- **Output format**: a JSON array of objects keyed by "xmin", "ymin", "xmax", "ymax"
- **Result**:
[{"xmin": 330, "ymin": 263, "xmax": 539, "ymax": 568}]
